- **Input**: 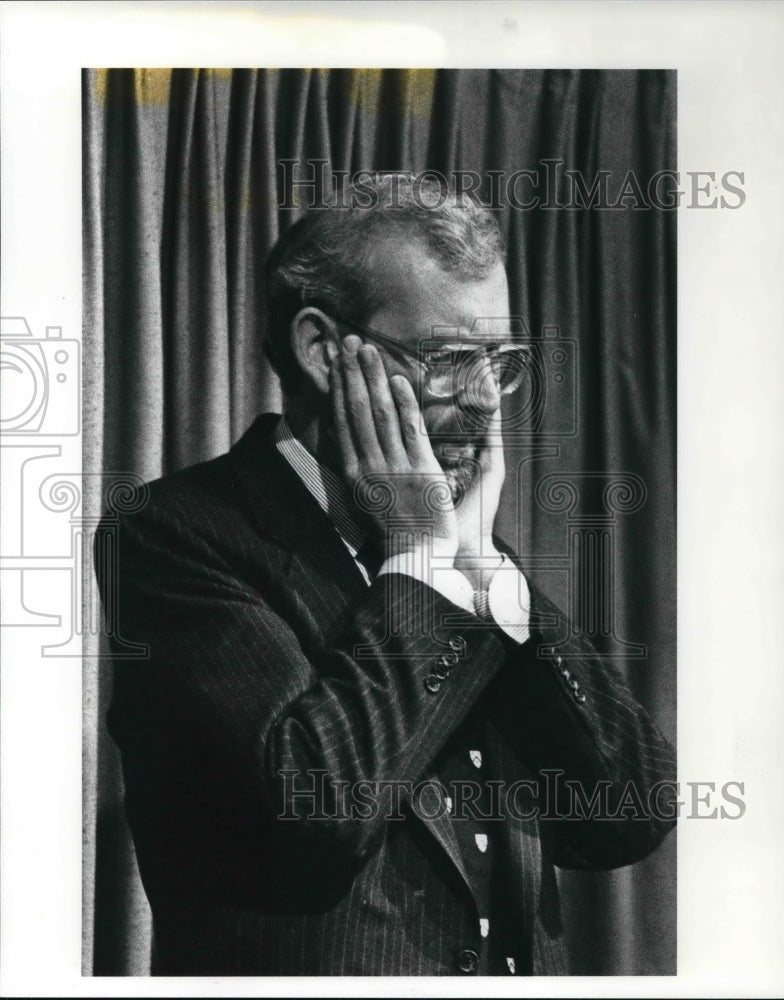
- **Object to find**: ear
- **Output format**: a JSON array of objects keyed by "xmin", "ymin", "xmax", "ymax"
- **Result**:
[{"xmin": 289, "ymin": 307, "xmax": 340, "ymax": 395}]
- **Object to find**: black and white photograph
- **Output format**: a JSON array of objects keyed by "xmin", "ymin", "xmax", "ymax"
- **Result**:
[{"xmin": 83, "ymin": 66, "xmax": 676, "ymax": 977}]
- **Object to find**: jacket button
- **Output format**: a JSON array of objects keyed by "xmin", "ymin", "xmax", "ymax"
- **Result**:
[
  {"xmin": 456, "ymin": 948, "xmax": 479, "ymax": 973},
  {"xmin": 424, "ymin": 675, "xmax": 442, "ymax": 694}
]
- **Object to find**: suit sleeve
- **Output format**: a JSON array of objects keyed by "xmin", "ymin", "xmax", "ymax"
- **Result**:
[
  {"xmin": 485, "ymin": 558, "xmax": 676, "ymax": 870},
  {"xmin": 98, "ymin": 494, "xmax": 512, "ymax": 866}
]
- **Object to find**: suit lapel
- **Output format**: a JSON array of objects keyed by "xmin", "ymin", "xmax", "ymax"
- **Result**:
[
  {"xmin": 229, "ymin": 413, "xmax": 368, "ymax": 601},
  {"xmin": 230, "ymin": 413, "xmax": 485, "ymax": 903},
  {"xmin": 414, "ymin": 778, "xmax": 475, "ymax": 901}
]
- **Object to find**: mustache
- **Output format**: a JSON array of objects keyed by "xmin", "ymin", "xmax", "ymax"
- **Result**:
[
  {"xmin": 430, "ymin": 424, "xmax": 493, "ymax": 445},
  {"xmin": 428, "ymin": 409, "xmax": 496, "ymax": 444}
]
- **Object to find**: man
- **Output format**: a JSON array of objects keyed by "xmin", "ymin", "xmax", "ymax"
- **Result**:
[{"xmin": 98, "ymin": 177, "xmax": 675, "ymax": 976}]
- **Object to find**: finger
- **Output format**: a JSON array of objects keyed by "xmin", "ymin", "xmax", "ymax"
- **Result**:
[
  {"xmin": 357, "ymin": 344, "xmax": 406, "ymax": 462},
  {"xmin": 342, "ymin": 336, "xmax": 384, "ymax": 465},
  {"xmin": 330, "ymin": 359, "xmax": 359, "ymax": 478},
  {"xmin": 480, "ymin": 409, "xmax": 505, "ymax": 477},
  {"xmin": 389, "ymin": 375, "xmax": 434, "ymax": 466}
]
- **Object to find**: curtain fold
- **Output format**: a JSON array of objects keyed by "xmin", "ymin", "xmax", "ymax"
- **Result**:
[{"xmin": 83, "ymin": 68, "xmax": 676, "ymax": 976}]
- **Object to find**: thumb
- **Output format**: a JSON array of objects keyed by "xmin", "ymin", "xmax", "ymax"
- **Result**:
[{"xmin": 479, "ymin": 410, "xmax": 504, "ymax": 474}]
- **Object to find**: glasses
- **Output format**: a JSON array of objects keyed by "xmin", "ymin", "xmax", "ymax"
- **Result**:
[{"xmin": 333, "ymin": 315, "xmax": 532, "ymax": 399}]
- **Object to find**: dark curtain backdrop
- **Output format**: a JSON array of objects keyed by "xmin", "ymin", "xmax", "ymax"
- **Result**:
[{"xmin": 82, "ymin": 68, "xmax": 676, "ymax": 977}]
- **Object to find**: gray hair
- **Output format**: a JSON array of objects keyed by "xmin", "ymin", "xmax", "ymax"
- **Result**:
[{"xmin": 264, "ymin": 174, "xmax": 506, "ymax": 393}]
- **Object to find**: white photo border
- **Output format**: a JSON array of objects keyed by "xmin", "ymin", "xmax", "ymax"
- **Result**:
[{"xmin": 2, "ymin": 1, "xmax": 784, "ymax": 996}]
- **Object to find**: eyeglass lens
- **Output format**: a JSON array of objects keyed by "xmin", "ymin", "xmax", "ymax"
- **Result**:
[{"xmin": 424, "ymin": 346, "xmax": 530, "ymax": 398}]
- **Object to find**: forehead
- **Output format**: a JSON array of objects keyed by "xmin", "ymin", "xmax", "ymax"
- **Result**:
[{"xmin": 366, "ymin": 236, "xmax": 510, "ymax": 341}]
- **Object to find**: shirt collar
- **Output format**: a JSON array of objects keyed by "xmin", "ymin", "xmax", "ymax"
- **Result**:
[{"xmin": 273, "ymin": 415, "xmax": 366, "ymax": 555}]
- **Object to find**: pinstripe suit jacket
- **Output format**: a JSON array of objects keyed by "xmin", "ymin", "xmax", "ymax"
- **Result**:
[{"xmin": 100, "ymin": 413, "xmax": 675, "ymax": 976}]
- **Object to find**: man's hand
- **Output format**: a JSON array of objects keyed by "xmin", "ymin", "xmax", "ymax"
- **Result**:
[
  {"xmin": 453, "ymin": 410, "xmax": 506, "ymax": 591},
  {"xmin": 331, "ymin": 336, "xmax": 459, "ymax": 561}
]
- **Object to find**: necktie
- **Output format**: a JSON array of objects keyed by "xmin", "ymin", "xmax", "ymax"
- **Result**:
[{"xmin": 472, "ymin": 587, "xmax": 493, "ymax": 620}]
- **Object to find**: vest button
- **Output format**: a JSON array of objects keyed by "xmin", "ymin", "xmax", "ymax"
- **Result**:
[
  {"xmin": 424, "ymin": 675, "xmax": 442, "ymax": 694},
  {"xmin": 456, "ymin": 948, "xmax": 479, "ymax": 973}
]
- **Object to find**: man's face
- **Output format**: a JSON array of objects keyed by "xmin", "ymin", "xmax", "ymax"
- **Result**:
[{"xmin": 363, "ymin": 238, "xmax": 510, "ymax": 497}]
